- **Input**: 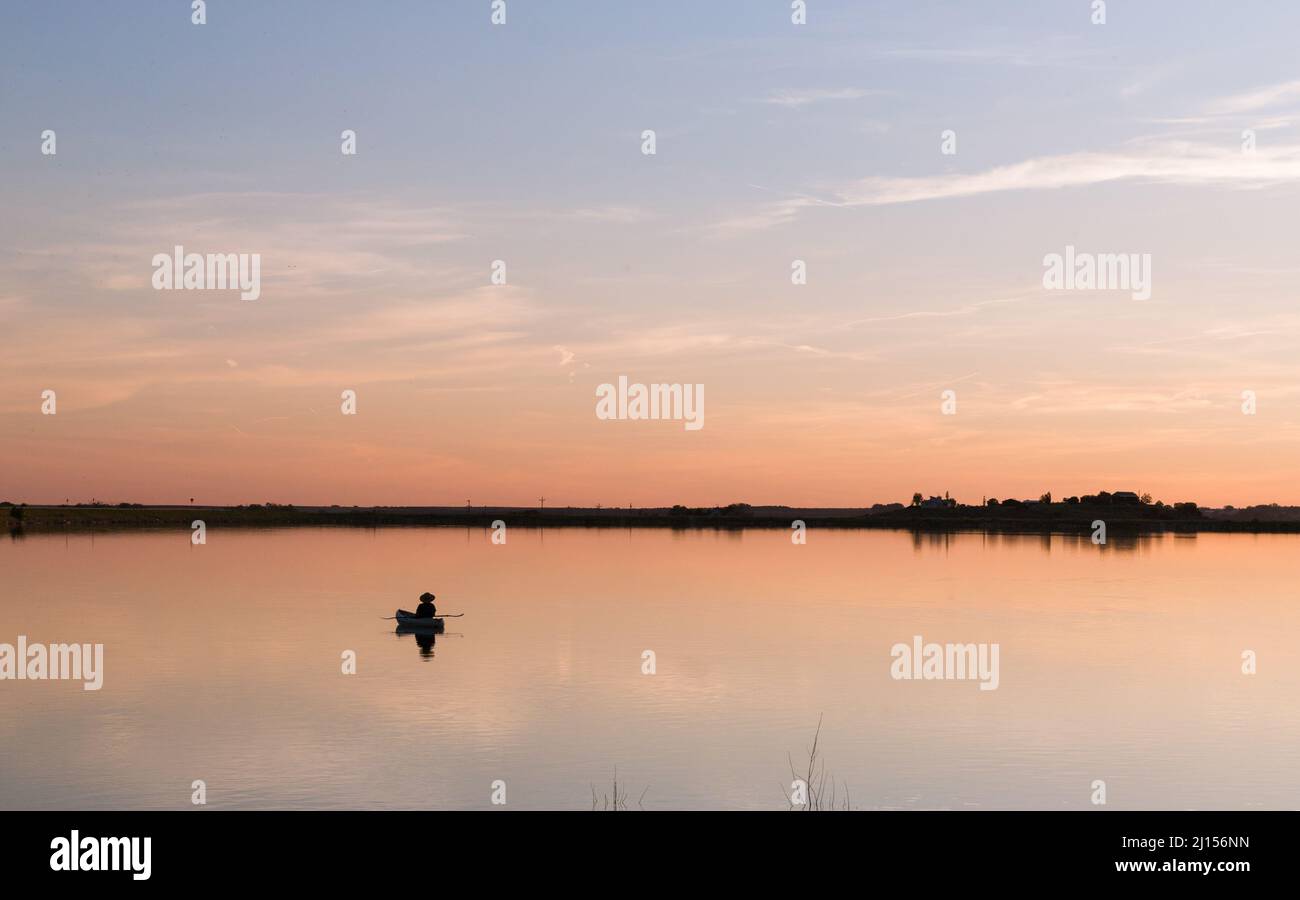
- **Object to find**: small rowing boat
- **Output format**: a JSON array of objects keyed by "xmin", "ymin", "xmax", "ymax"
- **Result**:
[{"xmin": 394, "ymin": 609, "xmax": 445, "ymax": 632}]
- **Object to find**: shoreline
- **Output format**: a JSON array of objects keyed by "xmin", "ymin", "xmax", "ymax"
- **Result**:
[{"xmin": 6, "ymin": 504, "xmax": 1300, "ymax": 535}]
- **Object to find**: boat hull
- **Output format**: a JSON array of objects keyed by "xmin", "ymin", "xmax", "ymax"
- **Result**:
[{"xmin": 394, "ymin": 610, "xmax": 444, "ymax": 632}]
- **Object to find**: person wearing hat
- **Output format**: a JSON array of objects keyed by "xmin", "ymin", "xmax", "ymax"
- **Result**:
[{"xmin": 414, "ymin": 592, "xmax": 438, "ymax": 619}]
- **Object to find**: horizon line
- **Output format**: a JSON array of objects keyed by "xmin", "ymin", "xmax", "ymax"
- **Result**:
[{"xmin": 4, "ymin": 495, "xmax": 1289, "ymax": 511}]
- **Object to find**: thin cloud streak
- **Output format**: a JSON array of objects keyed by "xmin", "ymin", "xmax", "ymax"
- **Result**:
[
  {"xmin": 1204, "ymin": 79, "xmax": 1300, "ymax": 116},
  {"xmin": 712, "ymin": 140, "xmax": 1300, "ymax": 233},
  {"xmin": 759, "ymin": 87, "xmax": 885, "ymax": 107},
  {"xmin": 840, "ymin": 141, "xmax": 1300, "ymax": 206}
]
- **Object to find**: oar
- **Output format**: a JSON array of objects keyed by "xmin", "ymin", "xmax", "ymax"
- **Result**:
[{"xmin": 381, "ymin": 613, "xmax": 465, "ymax": 620}]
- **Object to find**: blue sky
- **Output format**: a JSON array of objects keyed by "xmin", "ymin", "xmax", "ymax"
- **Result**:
[
  {"xmin": 5, "ymin": 1, "xmax": 1300, "ymax": 505},
  {"xmin": 8, "ymin": 1, "xmax": 1298, "ymax": 202}
]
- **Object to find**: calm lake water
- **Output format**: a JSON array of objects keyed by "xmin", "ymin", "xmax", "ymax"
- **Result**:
[{"xmin": 2, "ymin": 527, "xmax": 1297, "ymax": 810}]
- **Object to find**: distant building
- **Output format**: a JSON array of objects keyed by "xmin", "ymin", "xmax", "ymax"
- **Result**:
[
  {"xmin": 1112, "ymin": 491, "xmax": 1141, "ymax": 504},
  {"xmin": 921, "ymin": 495, "xmax": 957, "ymax": 509}
]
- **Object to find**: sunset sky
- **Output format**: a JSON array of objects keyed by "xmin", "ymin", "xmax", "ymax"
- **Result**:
[{"xmin": 4, "ymin": 1, "xmax": 1300, "ymax": 507}]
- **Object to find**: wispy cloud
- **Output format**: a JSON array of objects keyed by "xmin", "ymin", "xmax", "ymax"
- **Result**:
[
  {"xmin": 760, "ymin": 87, "xmax": 883, "ymax": 108},
  {"xmin": 1205, "ymin": 79, "xmax": 1300, "ymax": 116},
  {"xmin": 838, "ymin": 141, "xmax": 1300, "ymax": 207},
  {"xmin": 843, "ymin": 294, "xmax": 1035, "ymax": 329},
  {"xmin": 1119, "ymin": 65, "xmax": 1180, "ymax": 100},
  {"xmin": 870, "ymin": 39, "xmax": 1097, "ymax": 69},
  {"xmin": 713, "ymin": 139, "xmax": 1300, "ymax": 232}
]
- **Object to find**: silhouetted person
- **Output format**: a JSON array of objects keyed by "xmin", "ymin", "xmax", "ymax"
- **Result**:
[{"xmin": 415, "ymin": 592, "xmax": 437, "ymax": 618}]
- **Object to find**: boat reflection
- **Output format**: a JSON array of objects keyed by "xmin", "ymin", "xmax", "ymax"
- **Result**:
[
  {"xmin": 394, "ymin": 615, "xmax": 448, "ymax": 659},
  {"xmin": 395, "ymin": 622, "xmax": 439, "ymax": 658}
]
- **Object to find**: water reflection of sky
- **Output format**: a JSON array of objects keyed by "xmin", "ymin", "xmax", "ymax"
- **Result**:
[{"xmin": 1, "ymin": 527, "xmax": 1295, "ymax": 810}]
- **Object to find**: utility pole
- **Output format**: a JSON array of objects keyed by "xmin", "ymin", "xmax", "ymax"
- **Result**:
[{"xmin": 538, "ymin": 496, "xmax": 546, "ymax": 512}]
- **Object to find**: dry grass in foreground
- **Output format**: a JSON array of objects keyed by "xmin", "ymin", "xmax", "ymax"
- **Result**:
[
  {"xmin": 784, "ymin": 715, "xmax": 853, "ymax": 810},
  {"xmin": 590, "ymin": 768, "xmax": 648, "ymax": 811}
]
